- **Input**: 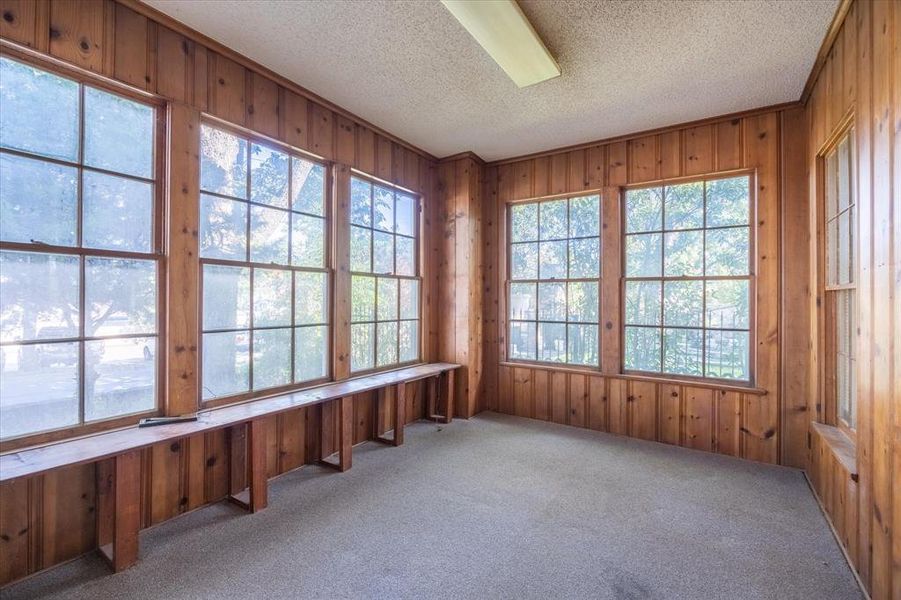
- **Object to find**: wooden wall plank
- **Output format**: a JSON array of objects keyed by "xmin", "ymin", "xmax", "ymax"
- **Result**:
[
  {"xmin": 513, "ymin": 367, "xmax": 533, "ymax": 419},
  {"xmin": 49, "ymin": 0, "xmax": 105, "ymax": 72},
  {"xmin": 587, "ymin": 376, "xmax": 606, "ymax": 431},
  {"xmin": 156, "ymin": 26, "xmax": 190, "ymax": 103},
  {"xmin": 208, "ymin": 52, "xmax": 246, "ymax": 125},
  {"xmin": 628, "ymin": 135, "xmax": 657, "ymax": 183},
  {"xmin": 606, "ymin": 141, "xmax": 628, "ymax": 186},
  {"xmin": 628, "ymin": 380, "xmax": 657, "ymax": 441},
  {"xmin": 657, "ymin": 131, "xmax": 682, "ymax": 179},
  {"xmin": 683, "ymin": 387, "xmax": 714, "ymax": 452},
  {"xmin": 335, "ymin": 115, "xmax": 355, "ymax": 166},
  {"xmin": 659, "ymin": 383, "xmax": 681, "ymax": 446},
  {"xmin": 608, "ymin": 379, "xmax": 628, "ymax": 435},
  {"xmin": 246, "ymin": 72, "xmax": 279, "ymax": 138},
  {"xmin": 568, "ymin": 374, "xmax": 587, "ymax": 428},
  {"xmin": 533, "ymin": 369, "xmax": 550, "ymax": 421},
  {"xmin": 0, "ymin": 0, "xmax": 38, "ymax": 47},
  {"xmin": 112, "ymin": 3, "xmax": 150, "ymax": 90},
  {"xmin": 714, "ymin": 119, "xmax": 743, "ymax": 171},
  {"xmin": 550, "ymin": 371, "xmax": 567, "ymax": 424},
  {"xmin": 683, "ymin": 125, "xmax": 714, "ymax": 175},
  {"xmin": 715, "ymin": 391, "xmax": 741, "ymax": 457},
  {"xmin": 0, "ymin": 479, "xmax": 31, "ymax": 583}
]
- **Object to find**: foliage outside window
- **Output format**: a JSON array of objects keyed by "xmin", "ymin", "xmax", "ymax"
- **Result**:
[
  {"xmin": 349, "ymin": 175, "xmax": 420, "ymax": 373},
  {"xmin": 623, "ymin": 175, "xmax": 751, "ymax": 381},
  {"xmin": 507, "ymin": 195, "xmax": 601, "ymax": 366},
  {"xmin": 0, "ymin": 57, "xmax": 158, "ymax": 439},
  {"xmin": 824, "ymin": 130, "xmax": 856, "ymax": 430},
  {"xmin": 199, "ymin": 124, "xmax": 328, "ymax": 401}
]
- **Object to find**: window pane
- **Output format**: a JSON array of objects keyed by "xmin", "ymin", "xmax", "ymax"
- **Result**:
[
  {"xmin": 373, "ymin": 231, "xmax": 394, "ymax": 274},
  {"xmin": 539, "ymin": 200, "xmax": 567, "ymax": 240},
  {"xmin": 376, "ymin": 322, "xmax": 398, "ymax": 366},
  {"xmin": 826, "ymin": 217, "xmax": 838, "ymax": 285},
  {"xmin": 568, "ymin": 281, "xmax": 598, "ymax": 323},
  {"xmin": 351, "ymin": 275, "xmax": 375, "ymax": 322},
  {"xmin": 351, "ymin": 323, "xmax": 374, "ymax": 372},
  {"xmin": 624, "ymin": 326, "xmax": 661, "ymax": 372},
  {"xmin": 569, "ymin": 238, "xmax": 600, "ymax": 278},
  {"xmin": 377, "ymin": 277, "xmax": 398, "ymax": 321},
  {"xmin": 510, "ymin": 242, "xmax": 538, "ymax": 280},
  {"xmin": 705, "ymin": 280, "xmax": 749, "ymax": 330},
  {"xmin": 83, "ymin": 87, "xmax": 153, "ymax": 179},
  {"xmin": 373, "ymin": 185, "xmax": 394, "ymax": 232},
  {"xmin": 569, "ymin": 195, "xmax": 600, "ymax": 238},
  {"xmin": 252, "ymin": 268, "xmax": 291, "ymax": 327},
  {"xmin": 85, "ymin": 337, "xmax": 155, "ymax": 421},
  {"xmin": 838, "ymin": 208, "xmax": 852, "ymax": 285},
  {"xmin": 663, "ymin": 328, "xmax": 703, "ymax": 376},
  {"xmin": 200, "ymin": 126, "xmax": 247, "ymax": 199},
  {"xmin": 202, "ymin": 331, "xmax": 250, "ymax": 399},
  {"xmin": 295, "ymin": 325, "xmax": 327, "ymax": 382},
  {"xmin": 509, "ymin": 321, "xmax": 537, "ymax": 360},
  {"xmin": 253, "ymin": 328, "xmax": 291, "ymax": 389},
  {"xmin": 292, "ymin": 159, "xmax": 324, "ymax": 215},
  {"xmin": 625, "ymin": 187, "xmax": 663, "ymax": 233},
  {"xmin": 85, "ymin": 258, "xmax": 156, "ymax": 337},
  {"xmin": 705, "ymin": 330, "xmax": 749, "ymax": 380},
  {"xmin": 0, "ymin": 153, "xmax": 77, "ymax": 246},
  {"xmin": 663, "ymin": 280, "xmax": 703, "ymax": 327},
  {"xmin": 82, "ymin": 171, "xmax": 153, "ymax": 252},
  {"xmin": 539, "ymin": 240, "xmax": 567, "ymax": 279},
  {"xmin": 250, "ymin": 144, "xmax": 289, "ymax": 208},
  {"xmin": 705, "ymin": 227, "xmax": 749, "ymax": 276},
  {"xmin": 664, "ymin": 181, "xmax": 703, "ymax": 230},
  {"xmin": 250, "ymin": 205, "xmax": 289, "ymax": 264},
  {"xmin": 399, "ymin": 280, "xmax": 419, "ymax": 320},
  {"xmin": 567, "ymin": 324, "xmax": 598, "ymax": 366},
  {"xmin": 624, "ymin": 281, "xmax": 661, "ymax": 326},
  {"xmin": 0, "ymin": 251, "xmax": 79, "ymax": 342},
  {"xmin": 706, "ymin": 176, "xmax": 749, "ymax": 227},
  {"xmin": 295, "ymin": 271, "xmax": 327, "ymax": 325},
  {"xmin": 837, "ymin": 139, "xmax": 851, "ymax": 211},
  {"xmin": 663, "ymin": 230, "xmax": 703, "ymax": 277},
  {"xmin": 291, "ymin": 214, "xmax": 324, "ymax": 268},
  {"xmin": 538, "ymin": 322, "xmax": 566, "ymax": 362},
  {"xmin": 202, "ymin": 264, "xmax": 250, "ymax": 330},
  {"xmin": 511, "ymin": 203, "xmax": 538, "ymax": 242},
  {"xmin": 200, "ymin": 194, "xmax": 247, "ymax": 260},
  {"xmin": 537, "ymin": 282, "xmax": 566, "ymax": 321},
  {"xmin": 509, "ymin": 282, "xmax": 537, "ymax": 320},
  {"xmin": 350, "ymin": 225, "xmax": 372, "ymax": 272},
  {"xmin": 396, "ymin": 193, "xmax": 416, "ymax": 236},
  {"xmin": 0, "ymin": 57, "xmax": 79, "ymax": 161},
  {"xmin": 399, "ymin": 320, "xmax": 418, "ymax": 363},
  {"xmin": 0, "ymin": 342, "xmax": 79, "ymax": 438},
  {"xmin": 351, "ymin": 178, "xmax": 372, "ymax": 226},
  {"xmin": 396, "ymin": 236, "xmax": 415, "ymax": 277},
  {"xmin": 825, "ymin": 152, "xmax": 838, "ymax": 217},
  {"xmin": 625, "ymin": 233, "xmax": 661, "ymax": 277}
]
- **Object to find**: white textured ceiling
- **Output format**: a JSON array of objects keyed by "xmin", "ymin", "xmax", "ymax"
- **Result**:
[{"xmin": 145, "ymin": 0, "xmax": 837, "ymax": 161}]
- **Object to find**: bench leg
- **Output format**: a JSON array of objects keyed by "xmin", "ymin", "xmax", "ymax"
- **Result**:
[
  {"xmin": 97, "ymin": 450, "xmax": 141, "ymax": 572},
  {"xmin": 427, "ymin": 376, "xmax": 438, "ymax": 421},
  {"xmin": 320, "ymin": 396, "xmax": 353, "ymax": 472},
  {"xmin": 228, "ymin": 421, "xmax": 268, "ymax": 513},
  {"xmin": 375, "ymin": 384, "xmax": 406, "ymax": 446},
  {"xmin": 443, "ymin": 370, "xmax": 454, "ymax": 424}
]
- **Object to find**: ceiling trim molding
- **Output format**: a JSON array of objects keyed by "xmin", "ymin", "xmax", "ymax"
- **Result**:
[
  {"xmin": 437, "ymin": 150, "xmax": 487, "ymax": 165},
  {"xmin": 799, "ymin": 0, "xmax": 853, "ymax": 104},
  {"xmin": 124, "ymin": 0, "xmax": 438, "ymax": 162},
  {"xmin": 482, "ymin": 100, "xmax": 802, "ymax": 166}
]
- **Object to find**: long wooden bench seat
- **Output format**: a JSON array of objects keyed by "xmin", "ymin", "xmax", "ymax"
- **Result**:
[{"xmin": 0, "ymin": 362, "xmax": 460, "ymax": 572}]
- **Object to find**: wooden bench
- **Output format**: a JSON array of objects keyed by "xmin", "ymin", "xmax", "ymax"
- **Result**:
[{"xmin": 0, "ymin": 362, "xmax": 460, "ymax": 573}]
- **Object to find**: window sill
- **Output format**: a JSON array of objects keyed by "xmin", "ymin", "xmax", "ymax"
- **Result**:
[{"xmin": 811, "ymin": 422, "xmax": 858, "ymax": 478}]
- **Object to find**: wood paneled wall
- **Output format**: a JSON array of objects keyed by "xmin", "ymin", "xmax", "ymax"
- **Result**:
[{"xmin": 805, "ymin": 2, "xmax": 899, "ymax": 598}]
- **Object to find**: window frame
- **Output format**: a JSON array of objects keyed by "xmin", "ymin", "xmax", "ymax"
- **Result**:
[
  {"xmin": 348, "ymin": 170, "xmax": 423, "ymax": 376},
  {"xmin": 620, "ymin": 169, "xmax": 757, "ymax": 387},
  {"xmin": 197, "ymin": 117, "xmax": 332, "ymax": 408},
  {"xmin": 504, "ymin": 190, "xmax": 604, "ymax": 370},
  {"xmin": 0, "ymin": 49, "xmax": 167, "ymax": 450}
]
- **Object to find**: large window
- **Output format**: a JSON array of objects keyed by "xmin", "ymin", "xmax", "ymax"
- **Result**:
[
  {"xmin": 199, "ymin": 124, "xmax": 328, "ymax": 402},
  {"xmin": 623, "ymin": 175, "xmax": 752, "ymax": 381},
  {"xmin": 507, "ymin": 195, "xmax": 601, "ymax": 366},
  {"xmin": 0, "ymin": 57, "xmax": 159, "ymax": 440},
  {"xmin": 823, "ymin": 129, "xmax": 856, "ymax": 431},
  {"xmin": 349, "ymin": 175, "xmax": 420, "ymax": 373}
]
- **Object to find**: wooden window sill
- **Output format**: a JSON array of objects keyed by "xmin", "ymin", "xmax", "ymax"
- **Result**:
[{"xmin": 811, "ymin": 422, "xmax": 858, "ymax": 478}]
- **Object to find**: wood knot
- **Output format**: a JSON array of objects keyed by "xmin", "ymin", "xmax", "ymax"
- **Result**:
[
  {"xmin": 2, "ymin": 11, "xmax": 14, "ymax": 23},
  {"xmin": 763, "ymin": 428, "xmax": 776, "ymax": 439},
  {"xmin": 671, "ymin": 391, "xmax": 678, "ymax": 397},
  {"xmin": 179, "ymin": 497, "xmax": 189, "ymax": 506},
  {"xmin": 218, "ymin": 78, "xmax": 225, "ymax": 85},
  {"xmin": 0, "ymin": 534, "xmax": 9, "ymax": 542},
  {"xmin": 174, "ymin": 345, "xmax": 185, "ymax": 353},
  {"xmin": 605, "ymin": 321, "xmax": 613, "ymax": 330},
  {"xmin": 170, "ymin": 442, "xmax": 181, "ymax": 452},
  {"xmin": 181, "ymin": 41, "xmax": 190, "ymax": 54},
  {"xmin": 758, "ymin": 131, "xmax": 767, "ymax": 140},
  {"xmin": 247, "ymin": 104, "xmax": 255, "ymax": 115},
  {"xmin": 206, "ymin": 457, "xmax": 217, "ymax": 467},
  {"xmin": 49, "ymin": 27, "xmax": 61, "ymax": 40},
  {"xmin": 79, "ymin": 37, "xmax": 90, "ymax": 51}
]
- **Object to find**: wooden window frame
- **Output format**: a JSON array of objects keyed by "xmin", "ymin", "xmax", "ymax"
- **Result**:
[
  {"xmin": 0, "ymin": 49, "xmax": 167, "ymax": 451},
  {"xmin": 620, "ymin": 169, "xmax": 757, "ymax": 387},
  {"xmin": 197, "ymin": 118, "xmax": 333, "ymax": 408},
  {"xmin": 504, "ymin": 190, "xmax": 604, "ymax": 370},
  {"xmin": 348, "ymin": 170, "xmax": 423, "ymax": 376}
]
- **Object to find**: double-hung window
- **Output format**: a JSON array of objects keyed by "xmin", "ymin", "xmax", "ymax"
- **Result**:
[
  {"xmin": 623, "ymin": 175, "xmax": 752, "ymax": 381},
  {"xmin": 0, "ymin": 56, "xmax": 160, "ymax": 440},
  {"xmin": 199, "ymin": 124, "xmax": 328, "ymax": 403}
]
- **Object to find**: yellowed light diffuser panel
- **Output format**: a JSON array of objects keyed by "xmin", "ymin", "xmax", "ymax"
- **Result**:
[{"xmin": 441, "ymin": 0, "xmax": 560, "ymax": 88}]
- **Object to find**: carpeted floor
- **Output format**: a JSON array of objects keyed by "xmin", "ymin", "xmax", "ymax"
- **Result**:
[{"xmin": 1, "ymin": 412, "xmax": 861, "ymax": 600}]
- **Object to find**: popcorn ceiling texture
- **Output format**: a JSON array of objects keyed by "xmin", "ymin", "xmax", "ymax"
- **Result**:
[{"xmin": 146, "ymin": 0, "xmax": 838, "ymax": 161}]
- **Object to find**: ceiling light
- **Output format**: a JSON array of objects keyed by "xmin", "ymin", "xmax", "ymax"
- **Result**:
[{"xmin": 441, "ymin": 0, "xmax": 561, "ymax": 88}]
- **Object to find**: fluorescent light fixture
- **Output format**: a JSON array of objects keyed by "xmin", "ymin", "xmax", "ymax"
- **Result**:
[{"xmin": 441, "ymin": 0, "xmax": 561, "ymax": 88}]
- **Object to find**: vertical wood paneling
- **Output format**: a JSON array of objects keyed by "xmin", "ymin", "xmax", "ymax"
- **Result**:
[
  {"xmin": 659, "ymin": 383, "xmax": 681, "ymax": 445},
  {"xmin": 587, "ymin": 376, "xmax": 606, "ymax": 431},
  {"xmin": 683, "ymin": 125, "xmax": 714, "ymax": 175},
  {"xmin": 628, "ymin": 135, "xmax": 657, "ymax": 183},
  {"xmin": 683, "ymin": 387, "xmax": 714, "ymax": 452},
  {"xmin": 533, "ymin": 369, "xmax": 550, "ymax": 421},
  {"xmin": 714, "ymin": 119, "xmax": 743, "ymax": 171},
  {"xmin": 606, "ymin": 141, "xmax": 628, "ymax": 186},
  {"xmin": 608, "ymin": 379, "xmax": 628, "ymax": 435},
  {"xmin": 0, "ymin": 0, "xmax": 38, "ymax": 47},
  {"xmin": 550, "ymin": 371, "xmax": 567, "ymax": 424},
  {"xmin": 49, "ymin": 0, "xmax": 105, "ymax": 72},
  {"xmin": 628, "ymin": 380, "xmax": 657, "ymax": 441},
  {"xmin": 716, "ymin": 391, "xmax": 741, "ymax": 457},
  {"xmin": 513, "ymin": 367, "xmax": 532, "ymax": 418},
  {"xmin": 207, "ymin": 52, "xmax": 246, "ymax": 126},
  {"xmin": 658, "ymin": 131, "xmax": 682, "ymax": 180},
  {"xmin": 112, "ymin": 3, "xmax": 150, "ymax": 90},
  {"xmin": 246, "ymin": 72, "xmax": 279, "ymax": 138},
  {"xmin": 156, "ymin": 26, "xmax": 189, "ymax": 103},
  {"xmin": 568, "ymin": 374, "xmax": 587, "ymax": 428}
]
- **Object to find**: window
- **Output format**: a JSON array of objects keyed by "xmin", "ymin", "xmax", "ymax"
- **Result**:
[
  {"xmin": 0, "ymin": 57, "xmax": 159, "ymax": 440},
  {"xmin": 507, "ymin": 195, "xmax": 601, "ymax": 366},
  {"xmin": 349, "ymin": 175, "xmax": 420, "ymax": 373},
  {"xmin": 199, "ymin": 124, "xmax": 328, "ymax": 402},
  {"xmin": 823, "ymin": 129, "xmax": 856, "ymax": 430},
  {"xmin": 623, "ymin": 175, "xmax": 751, "ymax": 381}
]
